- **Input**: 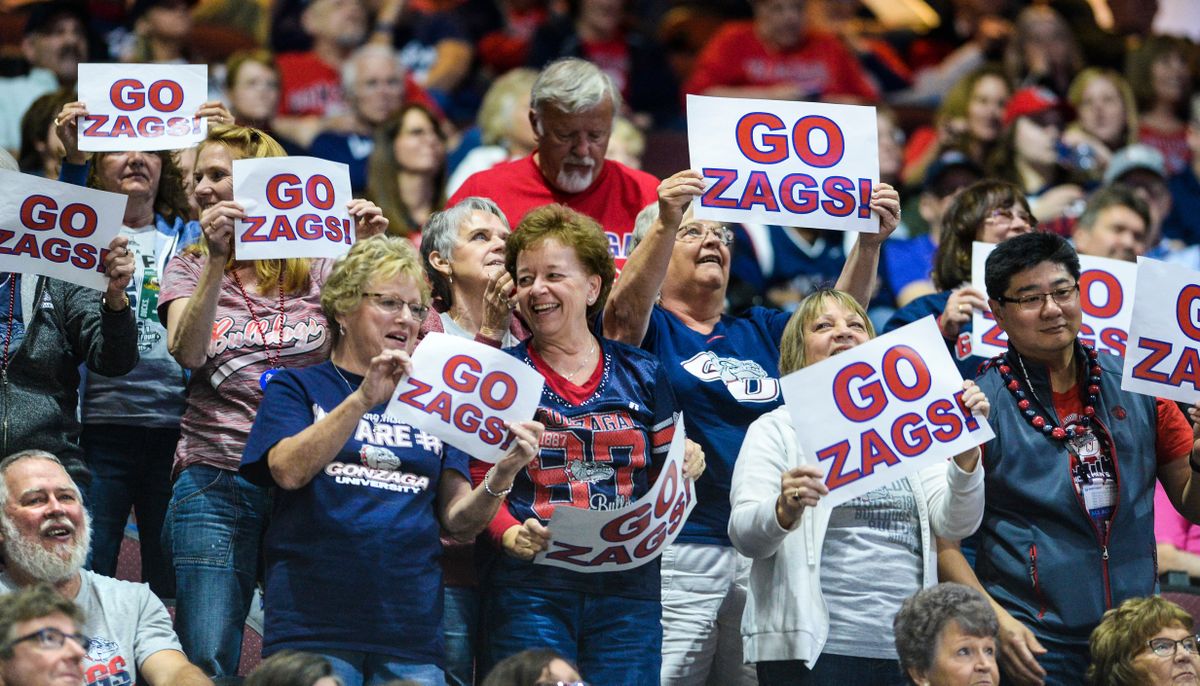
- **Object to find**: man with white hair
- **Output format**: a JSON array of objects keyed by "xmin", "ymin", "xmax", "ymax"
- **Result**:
[
  {"xmin": 0, "ymin": 450, "xmax": 212, "ymax": 685},
  {"xmin": 310, "ymin": 44, "xmax": 408, "ymax": 192},
  {"xmin": 448, "ymin": 57, "xmax": 658, "ymax": 270}
]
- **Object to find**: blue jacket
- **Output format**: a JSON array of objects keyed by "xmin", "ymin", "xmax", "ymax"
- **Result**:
[{"xmin": 975, "ymin": 344, "xmax": 1160, "ymax": 647}]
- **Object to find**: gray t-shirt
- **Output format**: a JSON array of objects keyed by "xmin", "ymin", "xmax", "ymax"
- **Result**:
[
  {"xmin": 0, "ymin": 570, "xmax": 183, "ymax": 685},
  {"xmin": 82, "ymin": 224, "xmax": 187, "ymax": 427},
  {"xmin": 821, "ymin": 479, "xmax": 922, "ymax": 659}
]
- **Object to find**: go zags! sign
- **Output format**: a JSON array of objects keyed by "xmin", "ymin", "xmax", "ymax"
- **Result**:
[
  {"xmin": 534, "ymin": 415, "xmax": 696, "ymax": 573},
  {"xmin": 77, "ymin": 63, "xmax": 209, "ymax": 152}
]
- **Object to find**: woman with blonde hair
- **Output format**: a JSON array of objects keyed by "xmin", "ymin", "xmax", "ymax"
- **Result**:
[
  {"xmin": 160, "ymin": 123, "xmax": 387, "ymax": 677},
  {"xmin": 730, "ymin": 288, "xmax": 988, "ymax": 685},
  {"xmin": 1064, "ymin": 68, "xmax": 1138, "ymax": 178},
  {"xmin": 242, "ymin": 235, "xmax": 542, "ymax": 685}
]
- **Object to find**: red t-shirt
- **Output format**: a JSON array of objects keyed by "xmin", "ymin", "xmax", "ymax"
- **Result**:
[
  {"xmin": 448, "ymin": 155, "xmax": 659, "ymax": 271},
  {"xmin": 276, "ymin": 51, "xmax": 442, "ymax": 118},
  {"xmin": 684, "ymin": 23, "xmax": 878, "ymax": 102}
]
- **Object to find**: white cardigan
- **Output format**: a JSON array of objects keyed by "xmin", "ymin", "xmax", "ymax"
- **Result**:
[{"xmin": 728, "ymin": 406, "xmax": 985, "ymax": 666}]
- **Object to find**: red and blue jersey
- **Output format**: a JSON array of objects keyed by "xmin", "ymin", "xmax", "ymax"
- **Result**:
[{"xmin": 487, "ymin": 337, "xmax": 677, "ymax": 599}]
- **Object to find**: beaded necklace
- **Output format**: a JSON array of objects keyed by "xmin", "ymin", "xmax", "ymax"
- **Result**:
[
  {"xmin": 997, "ymin": 345, "xmax": 1101, "ymax": 441},
  {"xmin": 230, "ymin": 267, "xmax": 287, "ymax": 389}
]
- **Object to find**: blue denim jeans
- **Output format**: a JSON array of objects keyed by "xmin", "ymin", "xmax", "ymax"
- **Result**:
[
  {"xmin": 318, "ymin": 649, "xmax": 446, "ymax": 686},
  {"xmin": 443, "ymin": 586, "xmax": 478, "ymax": 686},
  {"xmin": 1002, "ymin": 639, "xmax": 1089, "ymax": 686},
  {"xmin": 82, "ymin": 423, "xmax": 178, "ymax": 598},
  {"xmin": 164, "ymin": 464, "xmax": 269, "ymax": 677},
  {"xmin": 482, "ymin": 585, "xmax": 662, "ymax": 686},
  {"xmin": 756, "ymin": 655, "xmax": 907, "ymax": 686}
]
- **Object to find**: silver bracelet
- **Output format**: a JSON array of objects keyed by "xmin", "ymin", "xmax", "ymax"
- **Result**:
[{"xmin": 483, "ymin": 467, "xmax": 513, "ymax": 497}]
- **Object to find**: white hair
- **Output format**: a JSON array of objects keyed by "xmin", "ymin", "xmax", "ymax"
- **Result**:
[
  {"xmin": 341, "ymin": 44, "xmax": 405, "ymax": 96},
  {"xmin": 630, "ymin": 201, "xmax": 658, "ymax": 253},
  {"xmin": 530, "ymin": 58, "xmax": 621, "ymax": 120}
]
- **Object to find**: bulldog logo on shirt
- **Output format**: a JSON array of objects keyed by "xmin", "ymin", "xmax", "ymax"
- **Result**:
[{"xmin": 360, "ymin": 445, "xmax": 401, "ymax": 471}]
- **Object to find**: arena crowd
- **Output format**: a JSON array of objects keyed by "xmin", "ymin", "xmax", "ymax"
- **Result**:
[{"xmin": 0, "ymin": 0, "xmax": 1199, "ymax": 685}]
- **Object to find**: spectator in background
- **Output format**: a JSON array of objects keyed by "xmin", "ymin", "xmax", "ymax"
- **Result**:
[
  {"xmin": 370, "ymin": 0, "xmax": 473, "ymax": 111},
  {"xmin": 0, "ymin": 450, "xmax": 211, "ymax": 685},
  {"xmin": 527, "ymin": 0, "xmax": 679, "ymax": 127},
  {"xmin": 1070, "ymin": 185, "xmax": 1150, "ymax": 263},
  {"xmin": 0, "ymin": 584, "xmax": 87, "ymax": 686},
  {"xmin": 1003, "ymin": 5, "xmax": 1082, "ymax": 96},
  {"xmin": 884, "ymin": 180, "xmax": 1035, "ymax": 380},
  {"xmin": 1088, "ymin": 596, "xmax": 1200, "ymax": 686},
  {"xmin": 1105, "ymin": 145, "xmax": 1173, "ymax": 257},
  {"xmin": 1064, "ymin": 69, "xmax": 1138, "ymax": 181},
  {"xmin": 876, "ymin": 107, "xmax": 903, "ymax": 189},
  {"xmin": 684, "ymin": 0, "xmax": 877, "ymax": 102},
  {"xmin": 893, "ymin": 583, "xmax": 1000, "ymax": 686},
  {"xmin": 449, "ymin": 58, "xmax": 658, "ymax": 271},
  {"xmin": 474, "ymin": 0, "xmax": 548, "ymax": 75},
  {"xmin": 901, "ymin": 65, "xmax": 1010, "ymax": 189},
  {"xmin": 813, "ymin": 0, "xmax": 912, "ymax": 95},
  {"xmin": 310, "ymin": 45, "xmax": 408, "ymax": 193},
  {"xmin": 1164, "ymin": 96, "xmax": 1200, "ymax": 248},
  {"xmin": 224, "ymin": 50, "xmax": 305, "ymax": 155},
  {"xmin": 17, "ymin": 89, "xmax": 72, "ymax": 178},
  {"xmin": 605, "ymin": 116, "xmax": 644, "ymax": 171},
  {"xmin": 1129, "ymin": 36, "xmax": 1195, "ymax": 176},
  {"xmin": 987, "ymin": 86, "xmax": 1087, "ymax": 223},
  {"xmin": 119, "ymin": 0, "xmax": 195, "ymax": 64},
  {"xmin": 1156, "ymin": 481, "xmax": 1200, "ymax": 579},
  {"xmin": 366, "ymin": 103, "xmax": 448, "ymax": 241},
  {"xmin": 445, "ymin": 68, "xmax": 538, "ymax": 197},
  {"xmin": 880, "ymin": 150, "xmax": 983, "ymax": 310},
  {"xmin": 0, "ymin": 1, "xmax": 89, "ymax": 153}
]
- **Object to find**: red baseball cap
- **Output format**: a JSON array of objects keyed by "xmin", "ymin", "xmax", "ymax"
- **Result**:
[{"xmin": 1003, "ymin": 86, "xmax": 1071, "ymax": 128}]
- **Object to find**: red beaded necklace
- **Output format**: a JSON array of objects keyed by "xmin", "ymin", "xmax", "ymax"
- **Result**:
[
  {"xmin": 230, "ymin": 267, "xmax": 287, "ymax": 387},
  {"xmin": 997, "ymin": 345, "xmax": 1101, "ymax": 441}
]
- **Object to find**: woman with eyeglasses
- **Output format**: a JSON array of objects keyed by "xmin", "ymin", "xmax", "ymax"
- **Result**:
[
  {"xmin": 602, "ymin": 171, "xmax": 900, "ymax": 684},
  {"xmin": 159, "ymin": 124, "xmax": 389, "ymax": 677},
  {"xmin": 1088, "ymin": 596, "xmax": 1200, "ymax": 686},
  {"xmin": 884, "ymin": 179, "xmax": 1035, "ymax": 381},
  {"xmin": 241, "ymin": 235, "xmax": 543, "ymax": 686},
  {"xmin": 728, "ymin": 289, "xmax": 988, "ymax": 685}
]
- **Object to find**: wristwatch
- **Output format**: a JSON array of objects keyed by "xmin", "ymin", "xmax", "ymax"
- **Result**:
[{"xmin": 101, "ymin": 292, "xmax": 130, "ymax": 313}]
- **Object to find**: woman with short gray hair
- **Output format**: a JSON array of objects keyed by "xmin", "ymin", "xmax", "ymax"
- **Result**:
[{"xmin": 893, "ymin": 583, "xmax": 1000, "ymax": 686}]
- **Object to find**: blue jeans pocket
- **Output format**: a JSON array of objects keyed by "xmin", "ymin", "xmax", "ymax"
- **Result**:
[{"xmin": 168, "ymin": 465, "xmax": 237, "ymax": 567}]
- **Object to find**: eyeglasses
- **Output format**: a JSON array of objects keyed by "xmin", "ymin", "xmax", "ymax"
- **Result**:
[
  {"xmin": 676, "ymin": 224, "xmax": 734, "ymax": 246},
  {"xmin": 1147, "ymin": 635, "xmax": 1200, "ymax": 658},
  {"xmin": 361, "ymin": 293, "xmax": 429, "ymax": 320},
  {"xmin": 984, "ymin": 208, "xmax": 1036, "ymax": 228},
  {"xmin": 535, "ymin": 682, "xmax": 590, "ymax": 686},
  {"xmin": 995, "ymin": 284, "xmax": 1079, "ymax": 311},
  {"xmin": 4, "ymin": 627, "xmax": 92, "ymax": 653}
]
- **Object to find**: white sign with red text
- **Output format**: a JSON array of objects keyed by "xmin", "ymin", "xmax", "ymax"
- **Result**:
[
  {"xmin": 77, "ymin": 63, "xmax": 208, "ymax": 152},
  {"xmin": 780, "ymin": 316, "xmax": 993, "ymax": 508},
  {"xmin": 686, "ymin": 94, "xmax": 879, "ymax": 233},
  {"xmin": 970, "ymin": 242, "xmax": 1136, "ymax": 359},
  {"xmin": 0, "ymin": 170, "xmax": 128, "ymax": 291},
  {"xmin": 1122, "ymin": 257, "xmax": 1200, "ymax": 403},
  {"xmin": 385, "ymin": 333, "xmax": 545, "ymax": 462},
  {"xmin": 534, "ymin": 415, "xmax": 695, "ymax": 573},
  {"xmin": 232, "ymin": 156, "xmax": 355, "ymax": 260}
]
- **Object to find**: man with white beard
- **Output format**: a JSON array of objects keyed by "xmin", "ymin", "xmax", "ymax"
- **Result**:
[
  {"xmin": 0, "ymin": 450, "xmax": 212, "ymax": 685},
  {"xmin": 448, "ymin": 57, "xmax": 659, "ymax": 271}
]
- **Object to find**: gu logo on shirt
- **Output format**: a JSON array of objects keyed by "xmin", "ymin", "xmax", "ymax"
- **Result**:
[
  {"xmin": 681, "ymin": 351, "xmax": 780, "ymax": 403},
  {"xmin": 85, "ymin": 636, "xmax": 130, "ymax": 686}
]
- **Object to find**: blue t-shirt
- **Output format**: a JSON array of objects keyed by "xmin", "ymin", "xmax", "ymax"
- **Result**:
[
  {"xmin": 730, "ymin": 224, "xmax": 847, "ymax": 303},
  {"xmin": 308, "ymin": 132, "xmax": 373, "ymax": 193},
  {"xmin": 241, "ymin": 361, "xmax": 468, "ymax": 666},
  {"xmin": 878, "ymin": 233, "xmax": 936, "ymax": 308},
  {"xmin": 642, "ymin": 304, "xmax": 790, "ymax": 545},
  {"xmin": 488, "ymin": 338, "xmax": 677, "ymax": 600},
  {"xmin": 1164, "ymin": 166, "xmax": 1200, "ymax": 246}
]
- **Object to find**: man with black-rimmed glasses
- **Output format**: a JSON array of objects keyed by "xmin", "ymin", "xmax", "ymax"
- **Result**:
[{"xmin": 0, "ymin": 582, "xmax": 87, "ymax": 686}]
